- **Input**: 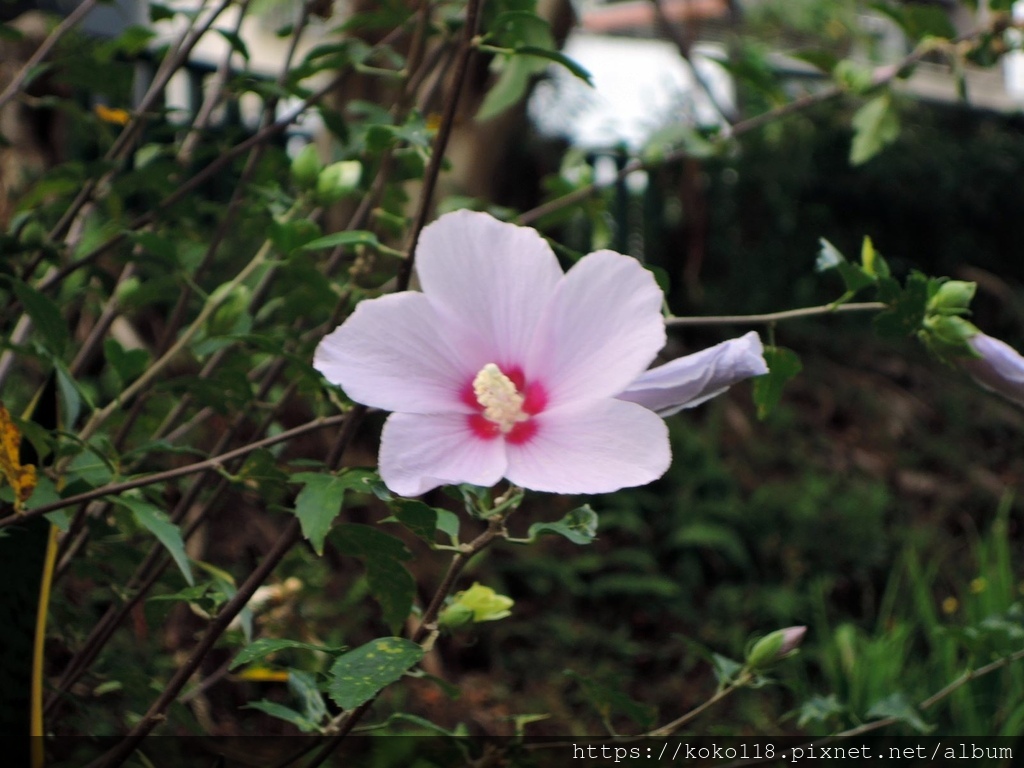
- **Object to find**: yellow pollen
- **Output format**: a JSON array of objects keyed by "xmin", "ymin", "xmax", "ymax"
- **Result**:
[{"xmin": 473, "ymin": 363, "xmax": 528, "ymax": 433}]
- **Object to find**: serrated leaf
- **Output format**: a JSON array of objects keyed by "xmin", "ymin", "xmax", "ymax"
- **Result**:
[
  {"xmin": 230, "ymin": 639, "xmax": 346, "ymax": 670},
  {"xmin": 850, "ymin": 93, "xmax": 900, "ymax": 166},
  {"xmin": 866, "ymin": 692, "xmax": 934, "ymax": 734},
  {"xmin": 752, "ymin": 347, "xmax": 802, "ymax": 419},
  {"xmin": 711, "ymin": 653, "xmax": 744, "ymax": 686},
  {"xmin": 873, "ymin": 271, "xmax": 930, "ymax": 338},
  {"xmin": 116, "ymin": 496, "xmax": 193, "ymax": 586},
  {"xmin": 327, "ymin": 637, "xmax": 424, "ymax": 710},
  {"xmin": 527, "ymin": 505, "xmax": 598, "ymax": 545},
  {"xmin": 292, "ymin": 473, "xmax": 347, "ymax": 555}
]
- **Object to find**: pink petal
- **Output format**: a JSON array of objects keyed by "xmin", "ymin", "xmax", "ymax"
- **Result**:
[
  {"xmin": 379, "ymin": 412, "xmax": 508, "ymax": 496},
  {"xmin": 415, "ymin": 210, "xmax": 564, "ymax": 370},
  {"xmin": 313, "ymin": 292, "xmax": 473, "ymax": 414},
  {"xmin": 526, "ymin": 251, "xmax": 666, "ymax": 407},
  {"xmin": 505, "ymin": 399, "xmax": 670, "ymax": 493},
  {"xmin": 619, "ymin": 331, "xmax": 768, "ymax": 416},
  {"xmin": 964, "ymin": 332, "xmax": 1024, "ymax": 407}
]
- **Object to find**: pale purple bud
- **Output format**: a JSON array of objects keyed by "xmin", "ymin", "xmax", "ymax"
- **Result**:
[
  {"xmin": 963, "ymin": 333, "xmax": 1024, "ymax": 408},
  {"xmin": 777, "ymin": 625, "xmax": 807, "ymax": 656}
]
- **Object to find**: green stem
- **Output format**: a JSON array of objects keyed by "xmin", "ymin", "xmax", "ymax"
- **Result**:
[{"xmin": 665, "ymin": 302, "xmax": 885, "ymax": 328}]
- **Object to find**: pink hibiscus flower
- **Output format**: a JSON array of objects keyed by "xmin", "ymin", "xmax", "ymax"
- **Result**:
[{"xmin": 314, "ymin": 210, "xmax": 766, "ymax": 497}]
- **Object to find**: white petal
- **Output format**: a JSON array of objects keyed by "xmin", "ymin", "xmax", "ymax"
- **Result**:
[
  {"xmin": 505, "ymin": 399, "xmax": 670, "ymax": 494},
  {"xmin": 619, "ymin": 331, "xmax": 768, "ymax": 416},
  {"xmin": 379, "ymin": 412, "xmax": 508, "ymax": 496},
  {"xmin": 415, "ymin": 210, "xmax": 564, "ymax": 370},
  {"xmin": 526, "ymin": 250, "xmax": 665, "ymax": 407},
  {"xmin": 964, "ymin": 333, "xmax": 1024, "ymax": 407},
  {"xmin": 313, "ymin": 292, "xmax": 474, "ymax": 414}
]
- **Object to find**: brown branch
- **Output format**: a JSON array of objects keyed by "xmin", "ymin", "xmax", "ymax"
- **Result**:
[
  {"xmin": 397, "ymin": 0, "xmax": 483, "ymax": 291},
  {"xmin": 0, "ymin": 414, "xmax": 348, "ymax": 529}
]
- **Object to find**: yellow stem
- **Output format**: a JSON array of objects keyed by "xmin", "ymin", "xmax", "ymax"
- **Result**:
[{"xmin": 31, "ymin": 523, "xmax": 59, "ymax": 767}]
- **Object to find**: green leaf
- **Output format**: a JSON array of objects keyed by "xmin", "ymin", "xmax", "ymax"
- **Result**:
[
  {"xmin": 526, "ymin": 505, "xmax": 598, "ymax": 545},
  {"xmin": 53, "ymin": 360, "xmax": 90, "ymax": 429},
  {"xmin": 476, "ymin": 55, "xmax": 533, "ymax": 121},
  {"xmin": 866, "ymin": 692, "xmax": 934, "ymax": 734},
  {"xmin": 489, "ymin": 10, "xmax": 554, "ymax": 51},
  {"xmin": 269, "ymin": 219, "xmax": 322, "ymax": 255},
  {"xmin": 860, "ymin": 235, "xmax": 890, "ymax": 279},
  {"xmin": 230, "ymin": 639, "xmax": 346, "ymax": 670},
  {"xmin": 291, "ymin": 470, "xmax": 373, "ymax": 555},
  {"xmin": 244, "ymin": 700, "xmax": 320, "ymax": 732},
  {"xmin": 116, "ymin": 496, "xmax": 193, "ymax": 586},
  {"xmin": 334, "ymin": 524, "xmax": 415, "ymax": 633},
  {"xmin": 514, "ymin": 46, "xmax": 592, "ymax": 84},
  {"xmin": 10, "ymin": 278, "xmax": 69, "ymax": 355},
  {"xmin": 711, "ymin": 653, "xmax": 744, "ymax": 686},
  {"xmin": 388, "ymin": 500, "xmax": 438, "ymax": 541},
  {"xmin": 288, "ymin": 669, "xmax": 328, "ymax": 727},
  {"xmin": 565, "ymin": 670, "xmax": 656, "ymax": 730},
  {"xmin": 327, "ymin": 637, "xmax": 424, "ymax": 710},
  {"xmin": 216, "ymin": 28, "xmax": 250, "ymax": 61},
  {"xmin": 300, "ymin": 230, "xmax": 381, "ymax": 251},
  {"xmin": 815, "ymin": 238, "xmax": 874, "ymax": 294},
  {"xmin": 850, "ymin": 93, "xmax": 900, "ymax": 166},
  {"xmin": 752, "ymin": 347, "xmax": 802, "ymax": 419},
  {"xmin": 796, "ymin": 693, "xmax": 846, "ymax": 728},
  {"xmin": 874, "ymin": 271, "xmax": 930, "ymax": 338},
  {"xmin": 103, "ymin": 338, "xmax": 150, "ymax": 386}
]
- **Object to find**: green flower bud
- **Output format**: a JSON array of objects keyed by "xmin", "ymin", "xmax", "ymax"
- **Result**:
[
  {"xmin": 291, "ymin": 144, "xmax": 323, "ymax": 189},
  {"xmin": 746, "ymin": 626, "xmax": 806, "ymax": 669},
  {"xmin": 440, "ymin": 583, "xmax": 514, "ymax": 631},
  {"xmin": 315, "ymin": 160, "xmax": 362, "ymax": 204},
  {"xmin": 927, "ymin": 281, "xmax": 976, "ymax": 314},
  {"xmin": 437, "ymin": 603, "xmax": 474, "ymax": 631},
  {"xmin": 206, "ymin": 283, "xmax": 252, "ymax": 337},
  {"xmin": 923, "ymin": 314, "xmax": 978, "ymax": 348}
]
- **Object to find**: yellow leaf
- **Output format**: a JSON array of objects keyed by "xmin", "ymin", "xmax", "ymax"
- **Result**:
[
  {"xmin": 0, "ymin": 402, "xmax": 37, "ymax": 511},
  {"xmin": 94, "ymin": 104, "xmax": 131, "ymax": 126},
  {"xmin": 234, "ymin": 666, "xmax": 290, "ymax": 683}
]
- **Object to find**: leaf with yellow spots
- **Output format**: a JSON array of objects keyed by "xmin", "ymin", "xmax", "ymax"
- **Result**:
[
  {"xmin": 327, "ymin": 637, "xmax": 423, "ymax": 710},
  {"xmin": 0, "ymin": 403, "xmax": 37, "ymax": 511}
]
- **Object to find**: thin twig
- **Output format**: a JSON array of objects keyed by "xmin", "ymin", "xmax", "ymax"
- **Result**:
[
  {"xmin": 397, "ymin": 0, "xmax": 483, "ymax": 291},
  {"xmin": 665, "ymin": 302, "xmax": 885, "ymax": 327},
  {"xmin": 0, "ymin": 414, "xmax": 348, "ymax": 529}
]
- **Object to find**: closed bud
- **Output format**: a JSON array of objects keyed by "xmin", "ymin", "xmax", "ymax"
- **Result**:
[
  {"xmin": 291, "ymin": 144, "xmax": 323, "ymax": 189},
  {"xmin": 439, "ymin": 583, "xmax": 514, "ymax": 632},
  {"xmin": 315, "ymin": 160, "xmax": 362, "ymax": 204},
  {"xmin": 746, "ymin": 626, "xmax": 806, "ymax": 669},
  {"xmin": 206, "ymin": 283, "xmax": 252, "ymax": 337},
  {"xmin": 922, "ymin": 314, "xmax": 978, "ymax": 354},
  {"xmin": 927, "ymin": 280, "xmax": 976, "ymax": 314},
  {"xmin": 962, "ymin": 333, "xmax": 1024, "ymax": 408}
]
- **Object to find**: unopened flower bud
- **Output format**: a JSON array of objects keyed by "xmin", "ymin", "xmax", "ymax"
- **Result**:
[
  {"xmin": 291, "ymin": 144, "xmax": 323, "ymax": 189},
  {"xmin": 962, "ymin": 332, "xmax": 1024, "ymax": 408},
  {"xmin": 746, "ymin": 626, "xmax": 806, "ymax": 669},
  {"xmin": 315, "ymin": 160, "xmax": 361, "ymax": 204},
  {"xmin": 927, "ymin": 280, "xmax": 976, "ymax": 314},
  {"xmin": 921, "ymin": 314, "xmax": 978, "ymax": 356},
  {"xmin": 439, "ymin": 583, "xmax": 514, "ymax": 631},
  {"xmin": 206, "ymin": 283, "xmax": 252, "ymax": 337}
]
